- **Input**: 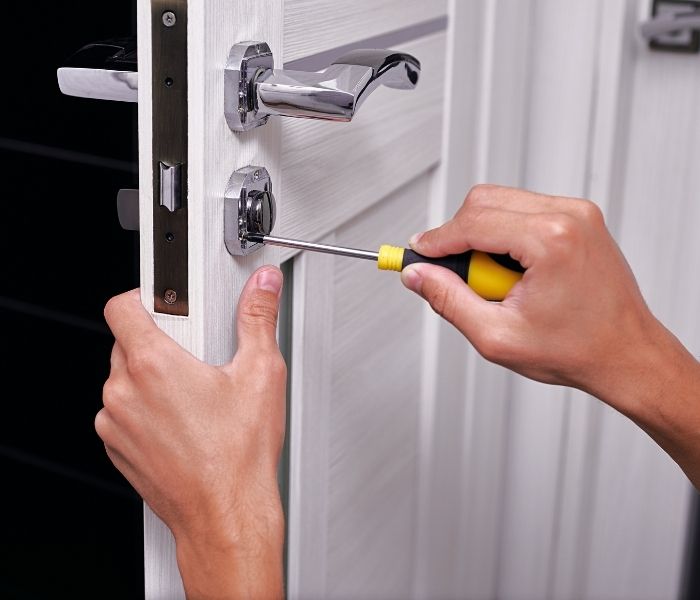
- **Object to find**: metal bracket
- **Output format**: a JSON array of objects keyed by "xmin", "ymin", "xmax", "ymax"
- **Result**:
[
  {"xmin": 224, "ymin": 166, "xmax": 276, "ymax": 256},
  {"xmin": 152, "ymin": 0, "xmax": 189, "ymax": 315}
]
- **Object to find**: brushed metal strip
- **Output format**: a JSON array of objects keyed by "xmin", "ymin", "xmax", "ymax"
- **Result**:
[
  {"xmin": 152, "ymin": 0, "xmax": 189, "ymax": 316},
  {"xmin": 283, "ymin": 15, "xmax": 448, "ymax": 72}
]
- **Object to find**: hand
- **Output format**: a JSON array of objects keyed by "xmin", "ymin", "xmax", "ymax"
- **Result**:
[
  {"xmin": 96, "ymin": 266, "xmax": 287, "ymax": 599},
  {"xmin": 402, "ymin": 185, "xmax": 700, "ymax": 485}
]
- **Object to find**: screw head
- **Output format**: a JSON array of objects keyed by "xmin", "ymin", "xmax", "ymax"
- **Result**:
[
  {"xmin": 162, "ymin": 11, "xmax": 177, "ymax": 27},
  {"xmin": 164, "ymin": 289, "xmax": 178, "ymax": 304}
]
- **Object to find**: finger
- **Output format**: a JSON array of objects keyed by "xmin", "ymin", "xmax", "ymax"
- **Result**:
[
  {"xmin": 104, "ymin": 289, "xmax": 170, "ymax": 351},
  {"xmin": 236, "ymin": 266, "xmax": 283, "ymax": 353},
  {"xmin": 410, "ymin": 207, "xmax": 542, "ymax": 266},
  {"xmin": 461, "ymin": 184, "xmax": 563, "ymax": 214},
  {"xmin": 401, "ymin": 263, "xmax": 516, "ymax": 357}
]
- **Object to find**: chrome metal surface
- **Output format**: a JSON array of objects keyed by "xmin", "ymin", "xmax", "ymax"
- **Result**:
[
  {"xmin": 224, "ymin": 166, "xmax": 276, "ymax": 256},
  {"xmin": 57, "ymin": 67, "xmax": 138, "ymax": 103},
  {"xmin": 225, "ymin": 42, "xmax": 420, "ymax": 131},
  {"xmin": 117, "ymin": 189, "xmax": 140, "ymax": 231},
  {"xmin": 248, "ymin": 234, "xmax": 379, "ymax": 261},
  {"xmin": 641, "ymin": 1, "xmax": 700, "ymax": 52},
  {"xmin": 159, "ymin": 162, "xmax": 182, "ymax": 212},
  {"xmin": 162, "ymin": 11, "xmax": 177, "ymax": 27},
  {"xmin": 224, "ymin": 42, "xmax": 275, "ymax": 132},
  {"xmin": 57, "ymin": 37, "xmax": 138, "ymax": 102},
  {"xmin": 152, "ymin": 0, "xmax": 188, "ymax": 316}
]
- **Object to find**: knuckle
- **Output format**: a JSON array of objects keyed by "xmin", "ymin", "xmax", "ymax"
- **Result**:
[
  {"xmin": 466, "ymin": 184, "xmax": 499, "ymax": 207},
  {"xmin": 94, "ymin": 409, "xmax": 112, "ymax": 441},
  {"xmin": 425, "ymin": 281, "xmax": 457, "ymax": 323},
  {"xmin": 103, "ymin": 295, "xmax": 122, "ymax": 323},
  {"xmin": 579, "ymin": 200, "xmax": 605, "ymax": 226},
  {"xmin": 475, "ymin": 328, "xmax": 509, "ymax": 363},
  {"xmin": 255, "ymin": 352, "xmax": 287, "ymax": 384},
  {"xmin": 102, "ymin": 379, "xmax": 120, "ymax": 410},
  {"xmin": 240, "ymin": 294, "xmax": 279, "ymax": 329},
  {"xmin": 539, "ymin": 213, "xmax": 580, "ymax": 251}
]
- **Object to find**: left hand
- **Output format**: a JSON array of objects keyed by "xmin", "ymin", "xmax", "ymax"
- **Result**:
[{"xmin": 96, "ymin": 266, "xmax": 287, "ymax": 599}]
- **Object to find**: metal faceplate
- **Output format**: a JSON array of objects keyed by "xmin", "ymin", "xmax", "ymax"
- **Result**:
[
  {"xmin": 152, "ymin": 0, "xmax": 189, "ymax": 315},
  {"xmin": 224, "ymin": 166, "xmax": 276, "ymax": 256},
  {"xmin": 224, "ymin": 42, "xmax": 274, "ymax": 132}
]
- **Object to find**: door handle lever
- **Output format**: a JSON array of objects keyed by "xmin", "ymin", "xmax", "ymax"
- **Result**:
[
  {"xmin": 57, "ymin": 37, "xmax": 420, "ymax": 132},
  {"xmin": 225, "ymin": 41, "xmax": 421, "ymax": 131},
  {"xmin": 57, "ymin": 37, "xmax": 138, "ymax": 103}
]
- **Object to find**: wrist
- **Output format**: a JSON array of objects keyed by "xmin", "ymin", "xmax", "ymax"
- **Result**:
[
  {"xmin": 590, "ymin": 317, "xmax": 700, "ymax": 484},
  {"xmin": 173, "ymin": 498, "xmax": 285, "ymax": 599}
]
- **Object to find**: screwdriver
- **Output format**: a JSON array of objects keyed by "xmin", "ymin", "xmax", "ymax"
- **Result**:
[{"xmin": 246, "ymin": 234, "xmax": 525, "ymax": 301}]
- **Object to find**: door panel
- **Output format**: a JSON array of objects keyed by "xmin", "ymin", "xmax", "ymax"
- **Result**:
[
  {"xmin": 284, "ymin": 0, "xmax": 446, "ymax": 62},
  {"xmin": 280, "ymin": 32, "xmax": 446, "ymax": 254},
  {"xmin": 289, "ymin": 175, "xmax": 430, "ymax": 599}
]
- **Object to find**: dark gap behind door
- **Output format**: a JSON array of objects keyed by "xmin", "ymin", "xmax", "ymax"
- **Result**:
[{"xmin": 0, "ymin": 2, "xmax": 143, "ymax": 598}]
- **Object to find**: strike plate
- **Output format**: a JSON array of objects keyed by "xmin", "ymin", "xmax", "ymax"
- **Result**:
[{"xmin": 152, "ymin": 0, "xmax": 189, "ymax": 315}]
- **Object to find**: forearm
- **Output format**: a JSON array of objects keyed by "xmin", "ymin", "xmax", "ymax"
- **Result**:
[{"xmin": 589, "ymin": 317, "xmax": 700, "ymax": 488}]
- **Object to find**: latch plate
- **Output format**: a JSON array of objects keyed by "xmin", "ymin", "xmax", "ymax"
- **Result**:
[{"xmin": 152, "ymin": 0, "xmax": 189, "ymax": 315}]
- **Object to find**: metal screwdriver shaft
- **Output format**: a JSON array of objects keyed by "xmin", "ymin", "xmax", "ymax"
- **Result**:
[
  {"xmin": 246, "ymin": 234, "xmax": 380, "ymax": 261},
  {"xmin": 244, "ymin": 233, "xmax": 525, "ymax": 302}
]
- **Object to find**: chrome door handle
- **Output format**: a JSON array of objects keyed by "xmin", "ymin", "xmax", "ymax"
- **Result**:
[
  {"xmin": 225, "ymin": 41, "xmax": 420, "ymax": 131},
  {"xmin": 57, "ymin": 37, "xmax": 138, "ymax": 103},
  {"xmin": 641, "ymin": 8, "xmax": 700, "ymax": 39}
]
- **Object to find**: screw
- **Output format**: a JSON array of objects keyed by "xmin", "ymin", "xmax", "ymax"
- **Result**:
[
  {"xmin": 253, "ymin": 170, "xmax": 261, "ymax": 181},
  {"xmin": 164, "ymin": 289, "xmax": 177, "ymax": 304},
  {"xmin": 162, "ymin": 11, "xmax": 177, "ymax": 27}
]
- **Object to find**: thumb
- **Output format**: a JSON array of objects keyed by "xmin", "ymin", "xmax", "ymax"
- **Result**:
[
  {"xmin": 401, "ymin": 263, "xmax": 507, "ymax": 351},
  {"xmin": 236, "ymin": 266, "xmax": 283, "ymax": 352}
]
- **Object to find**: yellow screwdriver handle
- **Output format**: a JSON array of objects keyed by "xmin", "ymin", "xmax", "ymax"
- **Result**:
[{"xmin": 377, "ymin": 246, "xmax": 524, "ymax": 301}]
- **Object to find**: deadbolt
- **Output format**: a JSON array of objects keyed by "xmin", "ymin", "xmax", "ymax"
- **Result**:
[{"xmin": 224, "ymin": 166, "xmax": 276, "ymax": 256}]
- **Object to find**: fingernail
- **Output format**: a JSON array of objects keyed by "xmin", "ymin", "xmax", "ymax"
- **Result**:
[
  {"xmin": 401, "ymin": 265, "xmax": 423, "ymax": 294},
  {"xmin": 258, "ymin": 267, "xmax": 283, "ymax": 296},
  {"xmin": 409, "ymin": 232, "xmax": 424, "ymax": 249}
]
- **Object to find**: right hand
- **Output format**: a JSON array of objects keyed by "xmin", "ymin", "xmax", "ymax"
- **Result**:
[
  {"xmin": 401, "ymin": 185, "xmax": 665, "ymax": 404},
  {"xmin": 402, "ymin": 184, "xmax": 700, "ymax": 488}
]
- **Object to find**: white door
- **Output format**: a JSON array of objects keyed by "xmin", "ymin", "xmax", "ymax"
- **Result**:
[{"xmin": 133, "ymin": 0, "xmax": 696, "ymax": 598}]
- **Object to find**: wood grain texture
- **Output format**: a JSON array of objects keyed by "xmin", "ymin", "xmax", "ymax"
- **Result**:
[
  {"xmin": 412, "ymin": 1, "xmax": 497, "ymax": 597},
  {"xmin": 489, "ymin": 2, "xmax": 603, "ymax": 597},
  {"xmin": 283, "ymin": 0, "xmax": 446, "ymax": 63},
  {"xmin": 138, "ymin": 0, "xmax": 283, "ymax": 597},
  {"xmin": 287, "ymin": 240, "xmax": 335, "ymax": 599},
  {"xmin": 287, "ymin": 176, "xmax": 431, "ymax": 598},
  {"xmin": 550, "ymin": 1, "xmax": 639, "ymax": 597},
  {"xmin": 325, "ymin": 175, "xmax": 429, "ymax": 598},
  {"xmin": 278, "ymin": 32, "xmax": 445, "ymax": 261}
]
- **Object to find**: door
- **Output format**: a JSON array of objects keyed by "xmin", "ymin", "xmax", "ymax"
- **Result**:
[
  {"xmin": 136, "ymin": 1, "xmax": 464, "ymax": 598},
  {"xmin": 132, "ymin": 0, "xmax": 696, "ymax": 599}
]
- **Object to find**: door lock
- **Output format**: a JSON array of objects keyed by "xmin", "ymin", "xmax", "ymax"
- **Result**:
[{"xmin": 224, "ymin": 166, "xmax": 276, "ymax": 256}]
